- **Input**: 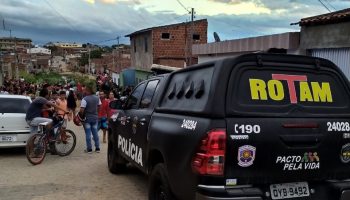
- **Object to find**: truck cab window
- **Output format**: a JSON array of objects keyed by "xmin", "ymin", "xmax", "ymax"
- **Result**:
[
  {"xmin": 126, "ymin": 83, "xmax": 146, "ymax": 109},
  {"xmin": 140, "ymin": 80, "xmax": 159, "ymax": 109}
]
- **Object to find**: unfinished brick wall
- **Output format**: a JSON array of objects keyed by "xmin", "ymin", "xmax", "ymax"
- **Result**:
[{"xmin": 152, "ymin": 19, "xmax": 208, "ymax": 68}]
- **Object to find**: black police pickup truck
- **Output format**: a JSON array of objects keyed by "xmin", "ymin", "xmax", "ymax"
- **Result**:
[{"xmin": 108, "ymin": 53, "xmax": 350, "ymax": 200}]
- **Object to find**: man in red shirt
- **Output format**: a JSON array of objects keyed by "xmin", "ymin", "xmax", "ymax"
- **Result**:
[{"xmin": 98, "ymin": 91, "xmax": 109, "ymax": 143}]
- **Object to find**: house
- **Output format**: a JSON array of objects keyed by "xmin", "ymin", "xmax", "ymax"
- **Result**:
[
  {"xmin": 89, "ymin": 48, "xmax": 131, "ymax": 75},
  {"xmin": 0, "ymin": 37, "xmax": 32, "ymax": 54},
  {"xmin": 126, "ymin": 19, "xmax": 208, "ymax": 70},
  {"xmin": 27, "ymin": 47, "xmax": 51, "ymax": 55},
  {"xmin": 297, "ymin": 8, "xmax": 350, "ymax": 79},
  {"xmin": 49, "ymin": 42, "xmax": 85, "ymax": 56},
  {"xmin": 119, "ymin": 68, "xmax": 153, "ymax": 87},
  {"xmin": 192, "ymin": 32, "xmax": 300, "ymax": 63}
]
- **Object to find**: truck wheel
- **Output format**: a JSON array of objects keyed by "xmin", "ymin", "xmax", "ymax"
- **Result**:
[
  {"xmin": 149, "ymin": 163, "xmax": 175, "ymax": 200},
  {"xmin": 107, "ymin": 139, "xmax": 126, "ymax": 174}
]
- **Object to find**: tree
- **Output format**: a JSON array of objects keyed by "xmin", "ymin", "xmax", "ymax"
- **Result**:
[
  {"xmin": 90, "ymin": 49, "xmax": 102, "ymax": 58},
  {"xmin": 79, "ymin": 53, "xmax": 89, "ymax": 66},
  {"xmin": 47, "ymin": 46, "xmax": 58, "ymax": 54}
]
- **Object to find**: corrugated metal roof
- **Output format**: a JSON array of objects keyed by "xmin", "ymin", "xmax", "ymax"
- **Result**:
[
  {"xmin": 125, "ymin": 19, "xmax": 207, "ymax": 37},
  {"xmin": 299, "ymin": 8, "xmax": 350, "ymax": 26},
  {"xmin": 192, "ymin": 32, "xmax": 300, "ymax": 55}
]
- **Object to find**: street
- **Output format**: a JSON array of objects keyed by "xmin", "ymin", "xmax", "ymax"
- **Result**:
[{"xmin": 0, "ymin": 122, "xmax": 148, "ymax": 200}]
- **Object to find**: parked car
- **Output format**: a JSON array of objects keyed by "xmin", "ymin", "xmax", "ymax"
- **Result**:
[
  {"xmin": 0, "ymin": 95, "xmax": 32, "ymax": 148},
  {"xmin": 108, "ymin": 53, "xmax": 350, "ymax": 200}
]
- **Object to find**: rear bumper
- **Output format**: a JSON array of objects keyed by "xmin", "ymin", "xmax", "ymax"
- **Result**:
[
  {"xmin": 196, "ymin": 193, "xmax": 262, "ymax": 200},
  {"xmin": 0, "ymin": 132, "xmax": 31, "ymax": 148},
  {"xmin": 195, "ymin": 181, "xmax": 350, "ymax": 200},
  {"xmin": 195, "ymin": 185, "xmax": 263, "ymax": 200}
]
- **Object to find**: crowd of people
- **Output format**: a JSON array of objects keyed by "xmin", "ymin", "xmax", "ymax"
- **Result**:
[{"xmin": 1, "ymin": 74, "xmax": 134, "ymax": 154}]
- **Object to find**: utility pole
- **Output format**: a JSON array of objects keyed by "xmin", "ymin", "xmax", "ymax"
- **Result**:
[
  {"xmin": 191, "ymin": 8, "xmax": 194, "ymax": 21},
  {"xmin": 189, "ymin": 8, "xmax": 195, "ymax": 66},
  {"xmin": 88, "ymin": 45, "xmax": 91, "ymax": 74},
  {"xmin": 112, "ymin": 48, "xmax": 115, "ymax": 72},
  {"xmin": 116, "ymin": 36, "xmax": 120, "ymax": 72},
  {"xmin": 13, "ymin": 37, "xmax": 19, "ymax": 80}
]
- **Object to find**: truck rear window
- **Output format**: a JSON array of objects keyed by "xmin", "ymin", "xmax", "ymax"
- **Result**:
[{"xmin": 229, "ymin": 66, "xmax": 350, "ymax": 116}]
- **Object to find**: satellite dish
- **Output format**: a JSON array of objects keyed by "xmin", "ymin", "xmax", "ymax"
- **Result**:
[{"xmin": 213, "ymin": 32, "xmax": 221, "ymax": 42}]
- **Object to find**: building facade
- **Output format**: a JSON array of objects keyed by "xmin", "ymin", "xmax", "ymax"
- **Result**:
[
  {"xmin": 192, "ymin": 32, "xmax": 300, "ymax": 63},
  {"xmin": 0, "ymin": 37, "xmax": 32, "ymax": 53},
  {"xmin": 27, "ymin": 47, "xmax": 51, "ymax": 55},
  {"xmin": 298, "ymin": 8, "xmax": 350, "ymax": 79},
  {"xmin": 126, "ymin": 19, "xmax": 208, "ymax": 70}
]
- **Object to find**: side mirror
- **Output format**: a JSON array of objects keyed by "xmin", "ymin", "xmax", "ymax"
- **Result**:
[{"xmin": 109, "ymin": 100, "xmax": 123, "ymax": 109}]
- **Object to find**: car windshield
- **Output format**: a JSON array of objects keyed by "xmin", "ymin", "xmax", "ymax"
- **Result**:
[{"xmin": 0, "ymin": 98, "xmax": 30, "ymax": 113}]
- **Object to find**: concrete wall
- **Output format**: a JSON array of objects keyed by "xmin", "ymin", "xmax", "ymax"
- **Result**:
[
  {"xmin": 135, "ymin": 70, "xmax": 153, "ymax": 85},
  {"xmin": 300, "ymin": 21, "xmax": 350, "ymax": 49},
  {"xmin": 130, "ymin": 31, "xmax": 153, "ymax": 70}
]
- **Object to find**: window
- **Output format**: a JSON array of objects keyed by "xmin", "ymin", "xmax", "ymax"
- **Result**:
[
  {"xmin": 161, "ymin": 33, "xmax": 170, "ymax": 40},
  {"xmin": 140, "ymin": 80, "xmax": 159, "ymax": 109},
  {"xmin": 193, "ymin": 34, "xmax": 200, "ymax": 41},
  {"xmin": 144, "ymin": 37, "xmax": 148, "ymax": 52},
  {"xmin": 0, "ymin": 98, "xmax": 30, "ymax": 113},
  {"xmin": 126, "ymin": 82, "xmax": 146, "ymax": 109}
]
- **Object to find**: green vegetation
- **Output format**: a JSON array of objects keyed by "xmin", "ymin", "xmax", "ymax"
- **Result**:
[
  {"xmin": 20, "ymin": 71, "xmax": 64, "ymax": 85},
  {"xmin": 79, "ymin": 49, "xmax": 103, "ymax": 66},
  {"xmin": 64, "ymin": 73, "xmax": 95, "ymax": 87},
  {"xmin": 20, "ymin": 71, "xmax": 95, "ymax": 87}
]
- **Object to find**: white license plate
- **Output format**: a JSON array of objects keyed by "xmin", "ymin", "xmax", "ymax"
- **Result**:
[
  {"xmin": 0, "ymin": 135, "xmax": 17, "ymax": 142},
  {"xmin": 270, "ymin": 182, "xmax": 310, "ymax": 199}
]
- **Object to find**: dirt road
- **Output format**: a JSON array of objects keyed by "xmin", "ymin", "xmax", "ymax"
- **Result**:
[{"xmin": 0, "ymin": 122, "xmax": 148, "ymax": 200}]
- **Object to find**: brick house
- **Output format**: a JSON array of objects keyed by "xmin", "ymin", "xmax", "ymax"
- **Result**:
[
  {"xmin": 88, "ymin": 46, "xmax": 131, "ymax": 74},
  {"xmin": 126, "ymin": 19, "xmax": 208, "ymax": 70}
]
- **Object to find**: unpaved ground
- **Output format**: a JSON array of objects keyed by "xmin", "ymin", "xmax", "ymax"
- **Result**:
[{"xmin": 0, "ymin": 122, "xmax": 148, "ymax": 200}]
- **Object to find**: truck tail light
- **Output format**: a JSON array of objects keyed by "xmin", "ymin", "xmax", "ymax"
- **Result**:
[{"xmin": 192, "ymin": 129, "xmax": 226, "ymax": 176}]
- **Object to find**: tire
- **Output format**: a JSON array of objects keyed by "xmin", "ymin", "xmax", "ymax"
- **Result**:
[
  {"xmin": 149, "ymin": 163, "xmax": 175, "ymax": 200},
  {"xmin": 26, "ymin": 134, "xmax": 47, "ymax": 165},
  {"xmin": 107, "ymin": 138, "xmax": 127, "ymax": 174},
  {"xmin": 54, "ymin": 129, "xmax": 77, "ymax": 156}
]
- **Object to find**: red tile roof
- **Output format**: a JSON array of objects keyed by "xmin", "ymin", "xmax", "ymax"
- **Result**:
[{"xmin": 299, "ymin": 8, "xmax": 350, "ymax": 26}]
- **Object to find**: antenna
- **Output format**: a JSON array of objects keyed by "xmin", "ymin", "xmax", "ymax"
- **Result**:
[{"xmin": 213, "ymin": 32, "xmax": 221, "ymax": 42}]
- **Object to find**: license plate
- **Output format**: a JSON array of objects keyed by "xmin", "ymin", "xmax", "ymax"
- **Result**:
[
  {"xmin": 270, "ymin": 182, "xmax": 310, "ymax": 199},
  {"xmin": 0, "ymin": 135, "xmax": 17, "ymax": 142}
]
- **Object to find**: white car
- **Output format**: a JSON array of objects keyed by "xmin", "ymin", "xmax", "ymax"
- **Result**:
[{"xmin": 0, "ymin": 95, "xmax": 32, "ymax": 148}]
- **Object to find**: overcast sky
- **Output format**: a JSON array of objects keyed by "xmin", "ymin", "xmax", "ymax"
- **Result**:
[{"xmin": 0, "ymin": 0, "xmax": 349, "ymax": 46}]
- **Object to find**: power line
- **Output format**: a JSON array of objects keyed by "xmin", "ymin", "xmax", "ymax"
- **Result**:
[
  {"xmin": 317, "ymin": 0, "xmax": 332, "ymax": 12},
  {"xmin": 43, "ymin": 0, "xmax": 81, "ymax": 35},
  {"xmin": 172, "ymin": 13, "xmax": 189, "ymax": 22},
  {"xmin": 323, "ymin": 0, "xmax": 337, "ymax": 11},
  {"xmin": 207, "ymin": 17, "xmax": 265, "ymax": 36},
  {"xmin": 90, "ymin": 37, "xmax": 121, "ymax": 45},
  {"xmin": 175, "ymin": 0, "xmax": 190, "ymax": 12}
]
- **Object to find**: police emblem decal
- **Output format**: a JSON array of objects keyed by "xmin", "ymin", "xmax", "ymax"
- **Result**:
[
  {"xmin": 341, "ymin": 143, "xmax": 350, "ymax": 163},
  {"xmin": 238, "ymin": 145, "xmax": 256, "ymax": 167}
]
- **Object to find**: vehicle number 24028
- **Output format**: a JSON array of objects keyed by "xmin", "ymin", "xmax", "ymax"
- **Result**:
[
  {"xmin": 327, "ymin": 122, "xmax": 350, "ymax": 132},
  {"xmin": 234, "ymin": 124, "xmax": 261, "ymax": 134}
]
